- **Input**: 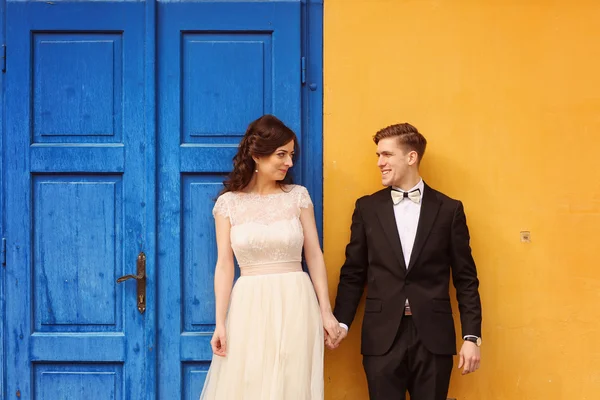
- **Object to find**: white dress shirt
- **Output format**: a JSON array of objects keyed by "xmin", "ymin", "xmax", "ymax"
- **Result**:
[
  {"xmin": 393, "ymin": 179, "xmax": 424, "ymax": 312},
  {"xmin": 393, "ymin": 179, "xmax": 424, "ymax": 268}
]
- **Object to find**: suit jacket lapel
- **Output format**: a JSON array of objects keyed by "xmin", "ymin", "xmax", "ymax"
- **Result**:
[
  {"xmin": 375, "ymin": 188, "xmax": 407, "ymax": 270},
  {"xmin": 407, "ymin": 184, "xmax": 441, "ymax": 273}
]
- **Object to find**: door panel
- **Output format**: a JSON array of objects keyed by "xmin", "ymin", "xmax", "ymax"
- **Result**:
[
  {"xmin": 156, "ymin": 1, "xmax": 302, "ymax": 397},
  {"xmin": 4, "ymin": 3, "xmax": 149, "ymax": 399}
]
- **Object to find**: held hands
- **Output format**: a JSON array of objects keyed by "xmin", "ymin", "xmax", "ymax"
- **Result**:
[
  {"xmin": 458, "ymin": 340, "xmax": 481, "ymax": 375},
  {"xmin": 210, "ymin": 325, "xmax": 227, "ymax": 357},
  {"xmin": 322, "ymin": 311, "xmax": 347, "ymax": 350},
  {"xmin": 321, "ymin": 311, "xmax": 341, "ymax": 349},
  {"xmin": 326, "ymin": 325, "xmax": 347, "ymax": 349}
]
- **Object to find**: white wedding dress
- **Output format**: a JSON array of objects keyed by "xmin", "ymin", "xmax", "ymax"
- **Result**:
[{"xmin": 199, "ymin": 185, "xmax": 324, "ymax": 400}]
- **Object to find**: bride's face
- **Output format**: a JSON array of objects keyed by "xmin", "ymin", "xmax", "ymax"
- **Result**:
[{"xmin": 255, "ymin": 140, "xmax": 295, "ymax": 182}]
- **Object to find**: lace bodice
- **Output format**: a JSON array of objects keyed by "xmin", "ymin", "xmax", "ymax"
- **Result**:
[{"xmin": 213, "ymin": 185, "xmax": 312, "ymax": 268}]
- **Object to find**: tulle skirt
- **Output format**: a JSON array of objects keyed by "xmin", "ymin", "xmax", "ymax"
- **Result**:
[{"xmin": 199, "ymin": 270, "xmax": 324, "ymax": 400}]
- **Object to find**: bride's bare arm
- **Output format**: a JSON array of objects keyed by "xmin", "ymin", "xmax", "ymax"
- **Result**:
[
  {"xmin": 213, "ymin": 214, "xmax": 235, "ymax": 329},
  {"xmin": 300, "ymin": 204, "xmax": 341, "ymax": 342}
]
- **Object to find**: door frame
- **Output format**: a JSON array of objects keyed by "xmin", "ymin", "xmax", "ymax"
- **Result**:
[
  {"xmin": 0, "ymin": 0, "xmax": 5, "ymax": 395},
  {"xmin": 301, "ymin": 0, "xmax": 324, "ymax": 242}
]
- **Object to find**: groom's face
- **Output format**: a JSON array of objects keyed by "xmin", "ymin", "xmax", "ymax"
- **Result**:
[{"xmin": 376, "ymin": 137, "xmax": 410, "ymax": 187}]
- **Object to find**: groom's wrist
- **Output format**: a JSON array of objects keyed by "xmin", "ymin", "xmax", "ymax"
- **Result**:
[{"xmin": 463, "ymin": 335, "xmax": 482, "ymax": 346}]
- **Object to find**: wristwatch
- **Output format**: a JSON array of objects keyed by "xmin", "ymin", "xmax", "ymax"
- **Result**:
[{"xmin": 464, "ymin": 336, "xmax": 482, "ymax": 346}]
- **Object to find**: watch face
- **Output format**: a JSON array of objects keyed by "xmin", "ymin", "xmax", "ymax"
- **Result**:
[{"xmin": 477, "ymin": 337, "xmax": 482, "ymax": 346}]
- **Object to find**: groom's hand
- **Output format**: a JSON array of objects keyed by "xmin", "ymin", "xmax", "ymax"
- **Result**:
[
  {"xmin": 329, "ymin": 326, "xmax": 348, "ymax": 349},
  {"xmin": 458, "ymin": 341, "xmax": 481, "ymax": 375}
]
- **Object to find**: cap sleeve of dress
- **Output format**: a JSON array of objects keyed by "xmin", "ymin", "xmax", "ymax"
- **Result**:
[
  {"xmin": 296, "ymin": 185, "xmax": 313, "ymax": 209},
  {"xmin": 212, "ymin": 192, "xmax": 231, "ymax": 220}
]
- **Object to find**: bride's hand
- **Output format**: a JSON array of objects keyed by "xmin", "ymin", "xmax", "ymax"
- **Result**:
[
  {"xmin": 211, "ymin": 325, "xmax": 227, "ymax": 357},
  {"xmin": 322, "ymin": 311, "xmax": 341, "ymax": 345}
]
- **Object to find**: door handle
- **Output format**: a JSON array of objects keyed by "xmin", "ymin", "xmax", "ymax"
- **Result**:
[{"xmin": 117, "ymin": 252, "xmax": 146, "ymax": 314}]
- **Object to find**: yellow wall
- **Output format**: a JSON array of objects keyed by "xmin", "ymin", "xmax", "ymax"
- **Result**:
[{"xmin": 323, "ymin": 1, "xmax": 600, "ymax": 399}]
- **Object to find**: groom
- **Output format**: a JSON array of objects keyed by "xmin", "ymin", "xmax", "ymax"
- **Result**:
[{"xmin": 331, "ymin": 123, "xmax": 482, "ymax": 400}]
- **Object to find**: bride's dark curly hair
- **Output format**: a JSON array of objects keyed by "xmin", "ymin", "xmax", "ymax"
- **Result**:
[{"xmin": 220, "ymin": 114, "xmax": 298, "ymax": 195}]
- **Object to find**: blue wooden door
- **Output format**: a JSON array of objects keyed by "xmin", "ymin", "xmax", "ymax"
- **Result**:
[
  {"xmin": 156, "ymin": 1, "xmax": 302, "ymax": 397},
  {"xmin": 2, "ymin": 0, "xmax": 315, "ymax": 398},
  {"xmin": 4, "ymin": 2, "xmax": 152, "ymax": 399}
]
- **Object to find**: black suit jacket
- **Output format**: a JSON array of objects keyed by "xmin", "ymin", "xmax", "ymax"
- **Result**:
[{"xmin": 333, "ymin": 183, "xmax": 482, "ymax": 356}]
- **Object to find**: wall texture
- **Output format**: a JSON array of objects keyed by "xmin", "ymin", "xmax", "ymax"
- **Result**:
[{"xmin": 323, "ymin": 1, "xmax": 600, "ymax": 399}]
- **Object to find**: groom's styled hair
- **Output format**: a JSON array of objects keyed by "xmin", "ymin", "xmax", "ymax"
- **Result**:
[{"xmin": 373, "ymin": 123, "xmax": 427, "ymax": 165}]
